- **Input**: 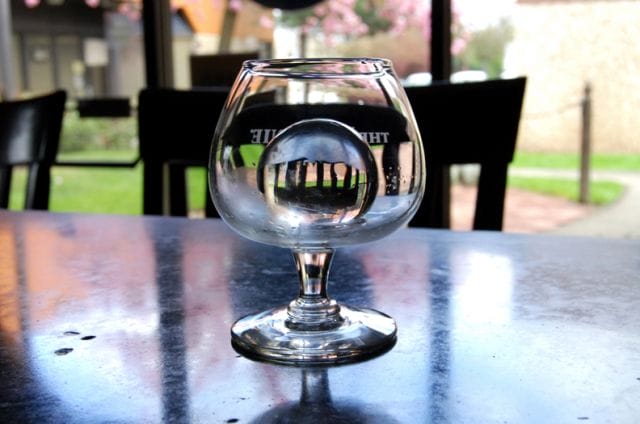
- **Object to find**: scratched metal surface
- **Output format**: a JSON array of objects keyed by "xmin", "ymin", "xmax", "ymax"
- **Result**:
[{"xmin": 0, "ymin": 210, "xmax": 639, "ymax": 423}]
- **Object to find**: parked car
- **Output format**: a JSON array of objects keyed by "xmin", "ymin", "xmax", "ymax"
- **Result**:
[
  {"xmin": 450, "ymin": 70, "xmax": 488, "ymax": 83},
  {"xmin": 403, "ymin": 70, "xmax": 488, "ymax": 87},
  {"xmin": 402, "ymin": 72, "xmax": 432, "ymax": 87}
]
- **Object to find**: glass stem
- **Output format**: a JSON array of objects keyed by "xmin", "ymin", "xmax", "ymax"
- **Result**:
[{"xmin": 286, "ymin": 249, "xmax": 343, "ymax": 331}]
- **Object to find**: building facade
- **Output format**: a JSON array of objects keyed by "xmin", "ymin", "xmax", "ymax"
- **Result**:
[
  {"xmin": 2, "ymin": 0, "xmax": 273, "ymax": 99},
  {"xmin": 509, "ymin": 0, "xmax": 640, "ymax": 153}
]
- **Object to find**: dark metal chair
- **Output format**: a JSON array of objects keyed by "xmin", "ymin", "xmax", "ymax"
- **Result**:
[
  {"xmin": 190, "ymin": 52, "xmax": 259, "ymax": 88},
  {"xmin": 138, "ymin": 87, "xmax": 229, "ymax": 217},
  {"xmin": 0, "ymin": 90, "xmax": 67, "ymax": 210},
  {"xmin": 77, "ymin": 97, "xmax": 132, "ymax": 118},
  {"xmin": 53, "ymin": 97, "xmax": 140, "ymax": 169},
  {"xmin": 406, "ymin": 77, "xmax": 527, "ymax": 230}
]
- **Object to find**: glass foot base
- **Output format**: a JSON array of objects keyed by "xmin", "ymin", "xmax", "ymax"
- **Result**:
[{"xmin": 231, "ymin": 304, "xmax": 397, "ymax": 366}]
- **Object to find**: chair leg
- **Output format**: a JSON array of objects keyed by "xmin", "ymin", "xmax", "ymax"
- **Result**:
[
  {"xmin": 143, "ymin": 162, "xmax": 164, "ymax": 215},
  {"xmin": 409, "ymin": 164, "xmax": 450, "ymax": 229},
  {"xmin": 438, "ymin": 166, "xmax": 451, "ymax": 228},
  {"xmin": 474, "ymin": 164, "xmax": 508, "ymax": 231},
  {"xmin": 26, "ymin": 163, "xmax": 51, "ymax": 210},
  {"xmin": 204, "ymin": 179, "xmax": 219, "ymax": 218},
  {"xmin": 168, "ymin": 164, "xmax": 188, "ymax": 217},
  {"xmin": 0, "ymin": 166, "xmax": 12, "ymax": 209}
]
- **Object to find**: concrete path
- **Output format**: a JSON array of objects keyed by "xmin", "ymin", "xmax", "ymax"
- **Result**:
[{"xmin": 510, "ymin": 168, "xmax": 640, "ymax": 239}]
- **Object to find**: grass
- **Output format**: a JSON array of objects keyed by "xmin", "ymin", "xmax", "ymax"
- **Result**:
[
  {"xmin": 508, "ymin": 176, "xmax": 625, "ymax": 206},
  {"xmin": 9, "ymin": 166, "xmax": 144, "ymax": 214},
  {"xmin": 5, "ymin": 150, "xmax": 632, "ymax": 214},
  {"xmin": 57, "ymin": 149, "xmax": 138, "ymax": 162},
  {"xmin": 508, "ymin": 152, "xmax": 633, "ymax": 206},
  {"xmin": 9, "ymin": 150, "xmax": 208, "ymax": 215},
  {"xmin": 513, "ymin": 152, "xmax": 640, "ymax": 171}
]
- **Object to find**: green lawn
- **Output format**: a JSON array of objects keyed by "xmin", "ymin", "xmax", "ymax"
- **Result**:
[
  {"xmin": 508, "ymin": 176, "xmax": 625, "ymax": 206},
  {"xmin": 513, "ymin": 152, "xmax": 640, "ymax": 171},
  {"xmin": 5, "ymin": 150, "xmax": 632, "ymax": 214},
  {"xmin": 508, "ymin": 152, "xmax": 633, "ymax": 205},
  {"xmin": 57, "ymin": 149, "xmax": 138, "ymax": 162},
  {"xmin": 8, "ymin": 150, "xmax": 208, "ymax": 215}
]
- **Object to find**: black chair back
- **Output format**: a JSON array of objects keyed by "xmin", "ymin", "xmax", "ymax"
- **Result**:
[
  {"xmin": 406, "ymin": 77, "xmax": 526, "ymax": 230},
  {"xmin": 0, "ymin": 90, "xmax": 67, "ymax": 210},
  {"xmin": 77, "ymin": 97, "xmax": 131, "ymax": 118},
  {"xmin": 138, "ymin": 87, "xmax": 229, "ymax": 217}
]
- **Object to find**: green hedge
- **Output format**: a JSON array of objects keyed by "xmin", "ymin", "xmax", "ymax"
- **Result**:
[{"xmin": 60, "ymin": 112, "xmax": 137, "ymax": 153}]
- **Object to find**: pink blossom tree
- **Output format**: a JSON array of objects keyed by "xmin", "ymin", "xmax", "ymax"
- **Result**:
[
  {"xmin": 273, "ymin": 0, "xmax": 467, "ymax": 76},
  {"xmin": 277, "ymin": 0, "xmax": 466, "ymax": 53}
]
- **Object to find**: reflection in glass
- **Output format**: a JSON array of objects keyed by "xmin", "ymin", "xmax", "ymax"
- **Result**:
[{"xmin": 257, "ymin": 119, "xmax": 378, "ymax": 227}]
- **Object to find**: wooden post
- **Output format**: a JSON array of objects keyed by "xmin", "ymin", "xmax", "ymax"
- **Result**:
[{"xmin": 579, "ymin": 82, "xmax": 592, "ymax": 204}]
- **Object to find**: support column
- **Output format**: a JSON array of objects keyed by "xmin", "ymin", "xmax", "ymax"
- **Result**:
[
  {"xmin": 0, "ymin": 0, "xmax": 17, "ymax": 99},
  {"xmin": 430, "ymin": 0, "xmax": 452, "ymax": 82},
  {"xmin": 142, "ymin": 0, "xmax": 174, "ymax": 88},
  {"xmin": 430, "ymin": 0, "xmax": 452, "ymax": 227}
]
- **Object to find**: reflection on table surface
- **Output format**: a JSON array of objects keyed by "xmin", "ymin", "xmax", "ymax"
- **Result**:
[{"xmin": 0, "ymin": 210, "xmax": 639, "ymax": 423}]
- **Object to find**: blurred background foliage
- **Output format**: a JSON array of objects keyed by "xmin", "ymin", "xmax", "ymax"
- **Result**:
[
  {"xmin": 60, "ymin": 112, "xmax": 137, "ymax": 153},
  {"xmin": 276, "ymin": 0, "xmax": 513, "ymax": 79},
  {"xmin": 454, "ymin": 18, "xmax": 513, "ymax": 78}
]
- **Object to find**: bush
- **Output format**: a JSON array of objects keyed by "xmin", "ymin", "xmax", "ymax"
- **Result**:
[{"xmin": 60, "ymin": 111, "xmax": 137, "ymax": 153}]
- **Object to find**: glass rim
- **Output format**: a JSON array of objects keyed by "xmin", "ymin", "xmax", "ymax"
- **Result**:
[{"xmin": 242, "ymin": 57, "xmax": 392, "ymax": 78}]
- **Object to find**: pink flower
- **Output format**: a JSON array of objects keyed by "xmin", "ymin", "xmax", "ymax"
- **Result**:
[
  {"xmin": 229, "ymin": 0, "xmax": 243, "ymax": 12},
  {"xmin": 451, "ymin": 38, "xmax": 467, "ymax": 55},
  {"xmin": 303, "ymin": 0, "xmax": 369, "ymax": 43},
  {"xmin": 24, "ymin": 0, "xmax": 40, "ymax": 8}
]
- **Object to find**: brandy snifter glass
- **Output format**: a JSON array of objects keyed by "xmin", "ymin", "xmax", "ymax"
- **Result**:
[{"xmin": 209, "ymin": 58, "xmax": 425, "ymax": 365}]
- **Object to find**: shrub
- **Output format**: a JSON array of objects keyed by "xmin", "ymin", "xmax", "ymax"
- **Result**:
[{"xmin": 60, "ymin": 111, "xmax": 137, "ymax": 152}]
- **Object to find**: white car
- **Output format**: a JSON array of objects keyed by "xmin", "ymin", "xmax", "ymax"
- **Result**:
[
  {"xmin": 450, "ymin": 70, "xmax": 488, "ymax": 83},
  {"xmin": 403, "ymin": 72, "xmax": 432, "ymax": 86},
  {"xmin": 403, "ymin": 70, "xmax": 488, "ymax": 86}
]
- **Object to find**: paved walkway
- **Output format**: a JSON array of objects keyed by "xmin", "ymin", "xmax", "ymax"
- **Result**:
[
  {"xmin": 512, "ymin": 168, "xmax": 640, "ymax": 239},
  {"xmin": 450, "ymin": 168, "xmax": 640, "ymax": 239}
]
